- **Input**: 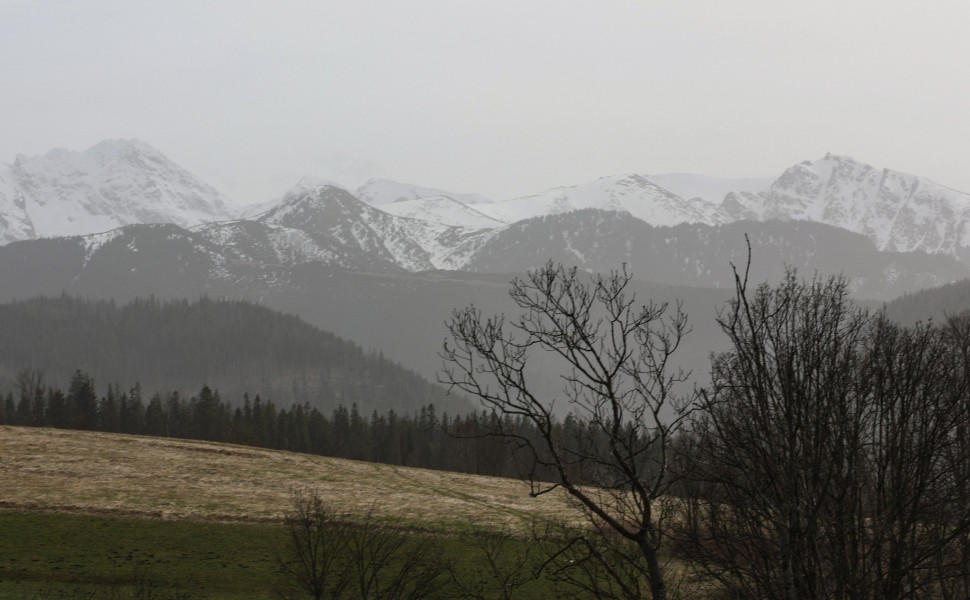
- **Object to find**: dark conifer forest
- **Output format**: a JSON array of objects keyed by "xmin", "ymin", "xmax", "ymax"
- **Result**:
[{"xmin": 0, "ymin": 295, "xmax": 468, "ymax": 414}]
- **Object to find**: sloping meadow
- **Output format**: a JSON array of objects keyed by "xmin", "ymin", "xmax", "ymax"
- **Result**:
[{"xmin": 0, "ymin": 425, "xmax": 578, "ymax": 533}]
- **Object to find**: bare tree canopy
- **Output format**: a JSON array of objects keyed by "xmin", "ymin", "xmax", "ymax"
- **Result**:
[
  {"xmin": 678, "ymin": 266, "xmax": 970, "ymax": 600},
  {"xmin": 442, "ymin": 261, "xmax": 697, "ymax": 600},
  {"xmin": 279, "ymin": 489, "xmax": 448, "ymax": 600}
]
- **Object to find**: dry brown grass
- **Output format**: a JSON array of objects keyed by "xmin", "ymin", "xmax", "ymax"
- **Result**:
[{"xmin": 0, "ymin": 426, "xmax": 580, "ymax": 532}]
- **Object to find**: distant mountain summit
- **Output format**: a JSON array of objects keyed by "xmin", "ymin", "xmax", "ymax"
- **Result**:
[
  {"xmin": 722, "ymin": 154, "xmax": 970, "ymax": 261},
  {"xmin": 374, "ymin": 157, "xmax": 970, "ymax": 265},
  {"xmin": 256, "ymin": 179, "xmax": 492, "ymax": 271},
  {"xmin": 4, "ymin": 139, "xmax": 970, "ymax": 276},
  {"xmin": 474, "ymin": 174, "xmax": 725, "ymax": 227},
  {"xmin": 0, "ymin": 139, "xmax": 231, "ymax": 244}
]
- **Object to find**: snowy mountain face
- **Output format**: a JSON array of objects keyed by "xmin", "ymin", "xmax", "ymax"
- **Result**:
[
  {"xmin": 0, "ymin": 139, "xmax": 232, "ymax": 244},
  {"xmin": 738, "ymin": 154, "xmax": 970, "ymax": 260},
  {"xmin": 235, "ymin": 198, "xmax": 282, "ymax": 220},
  {"xmin": 474, "ymin": 174, "xmax": 725, "ymax": 227},
  {"xmin": 376, "ymin": 195, "xmax": 508, "ymax": 229},
  {"xmin": 257, "ymin": 179, "xmax": 493, "ymax": 271},
  {"xmin": 646, "ymin": 173, "xmax": 774, "ymax": 205},
  {"xmin": 4, "ymin": 139, "xmax": 970, "ymax": 287},
  {"xmin": 193, "ymin": 220, "xmax": 350, "ymax": 271},
  {"xmin": 460, "ymin": 158, "xmax": 970, "ymax": 265},
  {"xmin": 0, "ymin": 169, "xmax": 36, "ymax": 244},
  {"xmin": 359, "ymin": 175, "xmax": 735, "ymax": 231}
]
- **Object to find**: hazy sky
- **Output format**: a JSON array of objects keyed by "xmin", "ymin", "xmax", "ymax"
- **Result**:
[{"xmin": 2, "ymin": 1, "xmax": 968, "ymax": 206}]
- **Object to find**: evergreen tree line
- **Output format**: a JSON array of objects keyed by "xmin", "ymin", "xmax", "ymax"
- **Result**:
[{"xmin": 0, "ymin": 369, "xmax": 607, "ymax": 481}]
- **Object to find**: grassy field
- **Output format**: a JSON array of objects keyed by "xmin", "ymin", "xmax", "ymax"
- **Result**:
[
  {"xmin": 0, "ymin": 426, "xmax": 583, "ymax": 598},
  {"xmin": 0, "ymin": 425, "xmax": 577, "ymax": 531},
  {"xmin": 0, "ymin": 511, "xmax": 284, "ymax": 599},
  {"xmin": 0, "ymin": 510, "xmax": 566, "ymax": 599}
]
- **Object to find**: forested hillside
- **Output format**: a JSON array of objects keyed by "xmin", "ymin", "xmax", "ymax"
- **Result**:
[
  {"xmin": 884, "ymin": 277, "xmax": 970, "ymax": 324},
  {"xmin": 462, "ymin": 211, "xmax": 968, "ymax": 299},
  {"xmin": 0, "ymin": 295, "xmax": 467, "ymax": 414}
]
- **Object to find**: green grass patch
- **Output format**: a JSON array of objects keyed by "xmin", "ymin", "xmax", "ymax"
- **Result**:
[
  {"xmin": 0, "ymin": 511, "xmax": 564, "ymax": 599},
  {"xmin": 0, "ymin": 511, "xmax": 284, "ymax": 599}
]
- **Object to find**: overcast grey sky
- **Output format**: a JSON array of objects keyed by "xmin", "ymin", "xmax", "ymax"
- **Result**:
[{"xmin": 2, "ymin": 1, "xmax": 968, "ymax": 206}]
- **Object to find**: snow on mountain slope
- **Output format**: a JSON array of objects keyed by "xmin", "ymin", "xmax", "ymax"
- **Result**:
[
  {"xmin": 357, "ymin": 178, "xmax": 491, "ymax": 206},
  {"xmin": 194, "ymin": 220, "xmax": 345, "ymax": 267},
  {"xmin": 0, "ymin": 169, "xmax": 36, "ymax": 244},
  {"xmin": 8, "ymin": 140, "xmax": 970, "ymax": 274},
  {"xmin": 235, "ymin": 198, "xmax": 282, "ymax": 220},
  {"xmin": 646, "ymin": 173, "xmax": 774, "ymax": 205},
  {"xmin": 0, "ymin": 139, "xmax": 232, "ymax": 244},
  {"xmin": 475, "ymin": 174, "xmax": 724, "ymax": 227},
  {"xmin": 376, "ymin": 195, "xmax": 507, "ymax": 229},
  {"xmin": 80, "ymin": 228, "xmax": 127, "ymax": 263},
  {"xmin": 752, "ymin": 154, "xmax": 970, "ymax": 258},
  {"xmin": 258, "ymin": 180, "xmax": 414, "ymax": 271},
  {"xmin": 258, "ymin": 179, "xmax": 491, "ymax": 271}
]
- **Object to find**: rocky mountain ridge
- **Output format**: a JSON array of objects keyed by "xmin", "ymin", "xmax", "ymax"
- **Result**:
[
  {"xmin": 3, "ymin": 140, "xmax": 970, "ymax": 279},
  {"xmin": 317, "ymin": 156, "xmax": 970, "ymax": 267},
  {"xmin": 0, "ymin": 139, "xmax": 231, "ymax": 244},
  {"xmin": 2, "ymin": 208, "xmax": 963, "ymax": 304},
  {"xmin": 369, "ymin": 155, "xmax": 970, "ymax": 264},
  {"xmin": 732, "ymin": 154, "xmax": 970, "ymax": 262}
]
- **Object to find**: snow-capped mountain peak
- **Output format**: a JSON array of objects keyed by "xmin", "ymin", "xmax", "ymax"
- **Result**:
[
  {"xmin": 288, "ymin": 175, "xmax": 351, "ymax": 195},
  {"xmin": 0, "ymin": 139, "xmax": 232, "ymax": 244},
  {"xmin": 755, "ymin": 154, "xmax": 970, "ymax": 257},
  {"xmin": 473, "ymin": 173, "xmax": 725, "ymax": 227},
  {"xmin": 5, "ymin": 140, "xmax": 970, "ymax": 276},
  {"xmin": 233, "ymin": 176, "xmax": 350, "ymax": 221}
]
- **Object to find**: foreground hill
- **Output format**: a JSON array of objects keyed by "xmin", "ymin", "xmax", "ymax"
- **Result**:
[
  {"xmin": 0, "ymin": 426, "xmax": 573, "ymax": 532},
  {"xmin": 0, "ymin": 295, "xmax": 467, "ymax": 414}
]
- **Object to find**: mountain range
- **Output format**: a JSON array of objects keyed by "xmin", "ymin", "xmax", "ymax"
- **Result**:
[
  {"xmin": 4, "ymin": 140, "xmax": 970, "ymax": 271},
  {"xmin": 2, "ymin": 139, "xmax": 970, "ymax": 403}
]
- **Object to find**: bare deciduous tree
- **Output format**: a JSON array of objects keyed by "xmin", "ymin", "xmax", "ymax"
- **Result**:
[
  {"xmin": 441, "ymin": 261, "xmax": 696, "ymax": 600},
  {"xmin": 679, "ymin": 263, "xmax": 970, "ymax": 600},
  {"xmin": 278, "ymin": 489, "xmax": 352, "ymax": 600},
  {"xmin": 279, "ymin": 489, "xmax": 449, "ymax": 600},
  {"xmin": 15, "ymin": 367, "xmax": 45, "ymax": 426},
  {"xmin": 533, "ymin": 515, "xmax": 700, "ymax": 600},
  {"xmin": 345, "ymin": 507, "xmax": 448, "ymax": 600},
  {"xmin": 939, "ymin": 313, "xmax": 970, "ymax": 599}
]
